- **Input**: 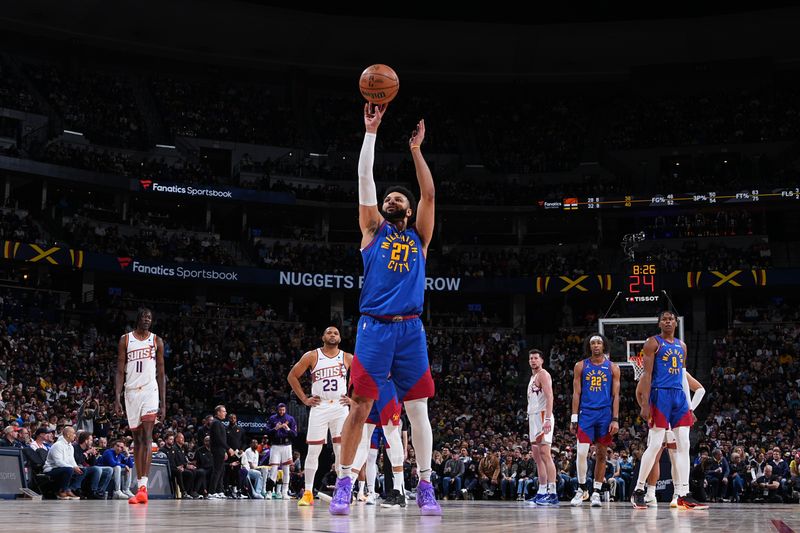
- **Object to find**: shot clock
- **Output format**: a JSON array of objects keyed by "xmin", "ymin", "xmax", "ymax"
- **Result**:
[{"xmin": 626, "ymin": 263, "xmax": 660, "ymax": 303}]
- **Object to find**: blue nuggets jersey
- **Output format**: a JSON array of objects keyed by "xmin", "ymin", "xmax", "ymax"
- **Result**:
[
  {"xmin": 580, "ymin": 358, "xmax": 612, "ymax": 409},
  {"xmin": 652, "ymin": 335, "xmax": 685, "ymax": 389},
  {"xmin": 360, "ymin": 221, "xmax": 426, "ymax": 316}
]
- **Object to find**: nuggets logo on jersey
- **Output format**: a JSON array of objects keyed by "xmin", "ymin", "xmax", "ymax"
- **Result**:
[
  {"xmin": 380, "ymin": 232, "xmax": 419, "ymax": 273},
  {"xmin": 584, "ymin": 369, "xmax": 609, "ymax": 392}
]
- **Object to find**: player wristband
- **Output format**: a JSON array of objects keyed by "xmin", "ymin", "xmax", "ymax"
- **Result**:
[
  {"xmin": 410, "ymin": 145, "xmax": 421, "ymax": 150},
  {"xmin": 570, "ymin": 414, "xmax": 578, "ymax": 424},
  {"xmin": 612, "ymin": 417, "xmax": 619, "ymax": 422}
]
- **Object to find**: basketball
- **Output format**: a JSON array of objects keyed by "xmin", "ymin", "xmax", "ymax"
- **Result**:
[{"xmin": 359, "ymin": 64, "xmax": 399, "ymax": 105}]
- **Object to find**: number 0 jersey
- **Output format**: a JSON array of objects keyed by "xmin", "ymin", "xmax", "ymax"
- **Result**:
[
  {"xmin": 310, "ymin": 349, "xmax": 347, "ymax": 401},
  {"xmin": 125, "ymin": 331, "xmax": 157, "ymax": 390}
]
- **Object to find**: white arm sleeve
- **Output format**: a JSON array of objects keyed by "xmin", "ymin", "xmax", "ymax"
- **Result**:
[
  {"xmin": 690, "ymin": 387, "xmax": 705, "ymax": 412},
  {"xmin": 682, "ymin": 370, "xmax": 691, "ymax": 404},
  {"xmin": 358, "ymin": 132, "xmax": 378, "ymax": 206},
  {"xmin": 683, "ymin": 370, "xmax": 705, "ymax": 411}
]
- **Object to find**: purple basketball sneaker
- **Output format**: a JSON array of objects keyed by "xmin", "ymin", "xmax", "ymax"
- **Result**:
[
  {"xmin": 416, "ymin": 480, "xmax": 442, "ymax": 516},
  {"xmin": 329, "ymin": 477, "xmax": 353, "ymax": 515}
]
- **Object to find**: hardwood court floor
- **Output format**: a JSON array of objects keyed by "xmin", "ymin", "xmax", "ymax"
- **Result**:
[{"xmin": 4, "ymin": 499, "xmax": 799, "ymax": 532}]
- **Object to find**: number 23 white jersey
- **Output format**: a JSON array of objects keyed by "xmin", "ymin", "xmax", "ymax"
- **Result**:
[
  {"xmin": 125, "ymin": 331, "xmax": 157, "ymax": 390},
  {"xmin": 310, "ymin": 349, "xmax": 347, "ymax": 401}
]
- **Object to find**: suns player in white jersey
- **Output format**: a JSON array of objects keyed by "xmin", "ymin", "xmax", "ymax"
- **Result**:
[
  {"xmin": 288, "ymin": 326, "xmax": 352, "ymax": 506},
  {"xmin": 114, "ymin": 308, "xmax": 166, "ymax": 505},
  {"xmin": 527, "ymin": 348, "xmax": 558, "ymax": 506}
]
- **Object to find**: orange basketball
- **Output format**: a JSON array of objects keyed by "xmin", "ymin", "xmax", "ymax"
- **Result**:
[{"xmin": 359, "ymin": 64, "xmax": 399, "ymax": 105}]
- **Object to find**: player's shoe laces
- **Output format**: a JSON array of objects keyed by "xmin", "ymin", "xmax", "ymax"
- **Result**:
[
  {"xmin": 631, "ymin": 489, "xmax": 647, "ymax": 509},
  {"xmin": 570, "ymin": 488, "xmax": 587, "ymax": 506},
  {"xmin": 590, "ymin": 491, "xmax": 602, "ymax": 507},
  {"xmin": 298, "ymin": 490, "xmax": 314, "ymax": 506},
  {"xmin": 381, "ymin": 489, "xmax": 407, "ymax": 508},
  {"xmin": 329, "ymin": 477, "xmax": 353, "ymax": 515},
  {"xmin": 128, "ymin": 486, "xmax": 148, "ymax": 505},
  {"xmin": 677, "ymin": 495, "xmax": 709, "ymax": 510},
  {"xmin": 416, "ymin": 480, "xmax": 442, "ymax": 515}
]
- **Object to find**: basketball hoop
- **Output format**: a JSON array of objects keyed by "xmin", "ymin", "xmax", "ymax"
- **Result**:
[{"xmin": 629, "ymin": 353, "xmax": 645, "ymax": 381}]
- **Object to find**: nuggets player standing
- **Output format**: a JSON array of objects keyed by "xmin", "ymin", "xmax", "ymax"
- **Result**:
[
  {"xmin": 569, "ymin": 334, "xmax": 620, "ymax": 507},
  {"xmin": 631, "ymin": 310, "xmax": 707, "ymax": 509},
  {"xmin": 330, "ymin": 103, "xmax": 441, "ymax": 516},
  {"xmin": 287, "ymin": 326, "xmax": 352, "ymax": 506},
  {"xmin": 114, "ymin": 308, "xmax": 166, "ymax": 504}
]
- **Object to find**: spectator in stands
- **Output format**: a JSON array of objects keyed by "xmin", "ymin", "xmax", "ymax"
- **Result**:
[
  {"xmin": 704, "ymin": 448, "xmax": 730, "ymax": 502},
  {"xmin": 754, "ymin": 464, "xmax": 783, "ymax": 503},
  {"xmin": 478, "ymin": 449, "xmax": 500, "ymax": 499},
  {"xmin": 0, "ymin": 425, "xmax": 21, "ymax": 448},
  {"xmin": 97, "ymin": 439, "xmax": 135, "ymax": 499},
  {"xmin": 30, "ymin": 427, "xmax": 52, "ymax": 451},
  {"xmin": 72, "ymin": 431, "xmax": 112, "ymax": 499},
  {"xmin": 729, "ymin": 451, "xmax": 748, "ymax": 502},
  {"xmin": 43, "ymin": 426, "xmax": 82, "ymax": 500},
  {"xmin": 441, "ymin": 446, "xmax": 465, "ymax": 500},
  {"xmin": 243, "ymin": 439, "xmax": 264, "ymax": 499},
  {"xmin": 193, "ymin": 435, "xmax": 214, "ymax": 498}
]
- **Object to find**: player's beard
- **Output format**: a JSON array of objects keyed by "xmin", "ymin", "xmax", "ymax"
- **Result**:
[{"xmin": 381, "ymin": 207, "xmax": 408, "ymax": 223}]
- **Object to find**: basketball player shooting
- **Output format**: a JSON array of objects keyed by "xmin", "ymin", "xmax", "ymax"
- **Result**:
[
  {"xmin": 114, "ymin": 308, "xmax": 166, "ymax": 505},
  {"xmin": 287, "ymin": 326, "xmax": 352, "ymax": 506},
  {"xmin": 329, "ymin": 103, "xmax": 441, "ymax": 516}
]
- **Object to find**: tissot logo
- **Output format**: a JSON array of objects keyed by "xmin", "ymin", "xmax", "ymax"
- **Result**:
[
  {"xmin": 117, "ymin": 257, "xmax": 132, "ymax": 269},
  {"xmin": 140, "ymin": 180, "xmax": 153, "ymax": 189}
]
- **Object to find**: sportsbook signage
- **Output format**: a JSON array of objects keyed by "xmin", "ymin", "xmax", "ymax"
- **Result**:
[{"xmin": 136, "ymin": 179, "xmax": 295, "ymax": 205}]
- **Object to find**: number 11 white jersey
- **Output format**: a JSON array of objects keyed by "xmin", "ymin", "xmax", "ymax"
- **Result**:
[
  {"xmin": 125, "ymin": 331, "xmax": 157, "ymax": 390},
  {"xmin": 310, "ymin": 349, "xmax": 346, "ymax": 401}
]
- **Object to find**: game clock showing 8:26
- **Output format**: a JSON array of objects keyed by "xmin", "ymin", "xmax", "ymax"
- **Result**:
[{"xmin": 627, "ymin": 263, "xmax": 659, "ymax": 297}]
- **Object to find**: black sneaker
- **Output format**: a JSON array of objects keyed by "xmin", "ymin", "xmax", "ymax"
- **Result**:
[
  {"xmin": 381, "ymin": 489, "xmax": 407, "ymax": 508},
  {"xmin": 677, "ymin": 495, "xmax": 709, "ymax": 510},
  {"xmin": 631, "ymin": 489, "xmax": 647, "ymax": 509}
]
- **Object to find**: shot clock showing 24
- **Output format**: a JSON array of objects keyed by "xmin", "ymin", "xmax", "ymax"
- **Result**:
[{"xmin": 626, "ymin": 263, "xmax": 661, "ymax": 303}]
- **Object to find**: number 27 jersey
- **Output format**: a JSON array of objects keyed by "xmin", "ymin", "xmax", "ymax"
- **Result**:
[{"xmin": 310, "ymin": 349, "xmax": 347, "ymax": 401}]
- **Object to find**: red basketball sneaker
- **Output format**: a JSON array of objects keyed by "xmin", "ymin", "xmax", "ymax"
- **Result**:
[{"xmin": 129, "ymin": 486, "xmax": 148, "ymax": 504}]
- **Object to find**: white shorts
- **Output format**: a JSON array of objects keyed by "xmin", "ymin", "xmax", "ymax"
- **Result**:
[
  {"xmin": 124, "ymin": 384, "xmax": 159, "ymax": 430},
  {"xmin": 307, "ymin": 402, "xmax": 348, "ymax": 444},
  {"xmin": 528, "ymin": 411, "xmax": 554, "ymax": 445},
  {"xmin": 270, "ymin": 444, "xmax": 293, "ymax": 466}
]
